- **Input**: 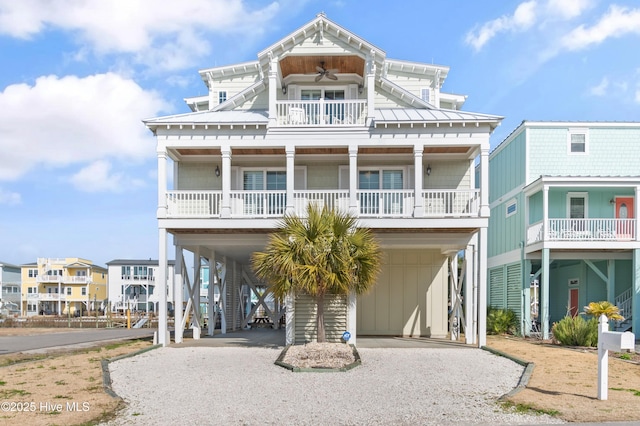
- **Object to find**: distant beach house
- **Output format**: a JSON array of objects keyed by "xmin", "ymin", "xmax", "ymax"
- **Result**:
[
  {"xmin": 20, "ymin": 257, "xmax": 107, "ymax": 317},
  {"xmin": 487, "ymin": 121, "xmax": 640, "ymax": 338},
  {"xmin": 144, "ymin": 13, "xmax": 502, "ymax": 346}
]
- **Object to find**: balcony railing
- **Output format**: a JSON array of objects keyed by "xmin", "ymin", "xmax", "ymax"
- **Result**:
[
  {"xmin": 36, "ymin": 275, "xmax": 90, "ymax": 284},
  {"xmin": 527, "ymin": 218, "xmax": 637, "ymax": 244},
  {"xmin": 165, "ymin": 189, "xmax": 480, "ymax": 219},
  {"xmin": 276, "ymin": 100, "xmax": 367, "ymax": 126}
]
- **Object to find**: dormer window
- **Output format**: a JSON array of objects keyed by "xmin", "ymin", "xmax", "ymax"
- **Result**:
[
  {"xmin": 568, "ymin": 129, "xmax": 588, "ymax": 154},
  {"xmin": 218, "ymin": 91, "xmax": 227, "ymax": 104}
]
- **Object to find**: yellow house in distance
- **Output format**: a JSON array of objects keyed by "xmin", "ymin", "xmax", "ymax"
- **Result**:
[{"xmin": 21, "ymin": 257, "xmax": 107, "ymax": 317}]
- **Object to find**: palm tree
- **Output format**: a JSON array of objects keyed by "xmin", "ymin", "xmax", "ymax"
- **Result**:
[
  {"xmin": 251, "ymin": 204, "xmax": 382, "ymax": 342},
  {"xmin": 583, "ymin": 301, "xmax": 624, "ymax": 322}
]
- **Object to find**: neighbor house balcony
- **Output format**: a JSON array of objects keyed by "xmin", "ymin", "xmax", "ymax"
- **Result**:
[
  {"xmin": 33, "ymin": 293, "xmax": 67, "ymax": 301},
  {"xmin": 37, "ymin": 275, "xmax": 90, "ymax": 284},
  {"xmin": 276, "ymin": 99, "xmax": 367, "ymax": 126},
  {"xmin": 527, "ymin": 218, "xmax": 637, "ymax": 245},
  {"xmin": 165, "ymin": 189, "xmax": 480, "ymax": 219}
]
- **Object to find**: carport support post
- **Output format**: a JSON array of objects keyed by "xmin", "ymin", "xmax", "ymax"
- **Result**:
[
  {"xmin": 477, "ymin": 227, "xmax": 488, "ymax": 347},
  {"xmin": 158, "ymin": 228, "xmax": 168, "ymax": 346},
  {"xmin": 174, "ymin": 245, "xmax": 184, "ymax": 344},
  {"xmin": 347, "ymin": 291, "xmax": 357, "ymax": 346},
  {"xmin": 541, "ymin": 248, "xmax": 550, "ymax": 340}
]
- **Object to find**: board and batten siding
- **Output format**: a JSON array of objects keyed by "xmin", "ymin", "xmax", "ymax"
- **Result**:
[
  {"xmin": 423, "ymin": 160, "xmax": 472, "ymax": 190},
  {"xmin": 489, "ymin": 129, "xmax": 526, "ymax": 204},
  {"xmin": 293, "ymin": 293, "xmax": 347, "ymax": 344},
  {"xmin": 177, "ymin": 162, "xmax": 221, "ymax": 190},
  {"xmin": 357, "ymin": 249, "xmax": 447, "ymax": 338}
]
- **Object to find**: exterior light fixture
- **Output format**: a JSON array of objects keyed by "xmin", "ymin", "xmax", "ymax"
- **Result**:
[
  {"xmin": 358, "ymin": 84, "xmax": 364, "ymax": 94},
  {"xmin": 215, "ymin": 165, "xmax": 220, "ymax": 177},
  {"xmin": 282, "ymin": 85, "xmax": 287, "ymax": 95},
  {"xmin": 426, "ymin": 164, "xmax": 432, "ymax": 176}
]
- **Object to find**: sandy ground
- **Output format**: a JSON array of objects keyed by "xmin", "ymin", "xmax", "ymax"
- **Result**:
[
  {"xmin": 0, "ymin": 328, "xmax": 152, "ymax": 426},
  {"xmin": 1, "ymin": 328, "xmax": 639, "ymax": 424},
  {"xmin": 487, "ymin": 335, "xmax": 640, "ymax": 423}
]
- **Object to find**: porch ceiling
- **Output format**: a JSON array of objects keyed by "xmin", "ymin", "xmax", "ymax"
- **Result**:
[
  {"xmin": 170, "ymin": 229, "xmax": 477, "ymax": 265},
  {"xmin": 279, "ymin": 55, "xmax": 365, "ymax": 79}
]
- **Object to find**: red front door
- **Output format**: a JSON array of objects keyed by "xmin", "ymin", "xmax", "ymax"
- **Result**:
[
  {"xmin": 569, "ymin": 288, "xmax": 579, "ymax": 317},
  {"xmin": 615, "ymin": 197, "xmax": 634, "ymax": 238}
]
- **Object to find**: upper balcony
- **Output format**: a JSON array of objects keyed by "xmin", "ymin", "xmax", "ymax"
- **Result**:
[
  {"xmin": 36, "ymin": 275, "xmax": 91, "ymax": 284},
  {"xmin": 275, "ymin": 99, "xmax": 367, "ymax": 127},
  {"xmin": 527, "ymin": 218, "xmax": 637, "ymax": 245},
  {"xmin": 165, "ymin": 188, "xmax": 480, "ymax": 219}
]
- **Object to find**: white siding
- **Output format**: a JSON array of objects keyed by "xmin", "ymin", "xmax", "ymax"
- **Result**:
[{"xmin": 294, "ymin": 293, "xmax": 347, "ymax": 343}]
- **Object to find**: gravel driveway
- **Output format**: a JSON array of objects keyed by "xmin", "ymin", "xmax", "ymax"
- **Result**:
[{"xmin": 104, "ymin": 346, "xmax": 565, "ymax": 425}]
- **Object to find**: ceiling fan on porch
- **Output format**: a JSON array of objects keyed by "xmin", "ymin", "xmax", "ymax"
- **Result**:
[{"xmin": 315, "ymin": 62, "xmax": 338, "ymax": 82}]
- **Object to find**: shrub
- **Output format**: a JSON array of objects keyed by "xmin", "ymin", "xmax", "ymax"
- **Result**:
[
  {"xmin": 551, "ymin": 315, "xmax": 598, "ymax": 347},
  {"xmin": 487, "ymin": 306, "xmax": 519, "ymax": 335}
]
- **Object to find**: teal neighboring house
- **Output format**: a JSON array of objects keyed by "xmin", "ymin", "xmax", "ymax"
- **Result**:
[{"xmin": 487, "ymin": 121, "xmax": 640, "ymax": 339}]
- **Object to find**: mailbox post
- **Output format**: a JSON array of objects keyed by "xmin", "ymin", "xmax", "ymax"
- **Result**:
[{"xmin": 598, "ymin": 314, "xmax": 635, "ymax": 400}]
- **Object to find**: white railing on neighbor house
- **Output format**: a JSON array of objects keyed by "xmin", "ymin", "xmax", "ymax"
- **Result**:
[
  {"xmin": 35, "ymin": 293, "xmax": 67, "ymax": 301},
  {"xmin": 615, "ymin": 288, "xmax": 632, "ymax": 323},
  {"xmin": 66, "ymin": 276, "xmax": 90, "ymax": 284},
  {"xmin": 527, "ymin": 218, "xmax": 637, "ymax": 244},
  {"xmin": 276, "ymin": 100, "xmax": 367, "ymax": 126},
  {"xmin": 166, "ymin": 189, "xmax": 481, "ymax": 219},
  {"xmin": 36, "ymin": 275, "xmax": 62, "ymax": 283},
  {"xmin": 36, "ymin": 275, "xmax": 90, "ymax": 284}
]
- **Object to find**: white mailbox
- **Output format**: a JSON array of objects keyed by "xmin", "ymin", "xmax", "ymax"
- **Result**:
[
  {"xmin": 597, "ymin": 314, "xmax": 636, "ymax": 400},
  {"xmin": 600, "ymin": 330, "xmax": 635, "ymax": 352}
]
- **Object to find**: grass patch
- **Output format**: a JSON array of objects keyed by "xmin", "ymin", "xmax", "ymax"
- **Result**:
[
  {"xmin": 611, "ymin": 387, "xmax": 640, "ymax": 397},
  {"xmin": 0, "ymin": 381, "xmax": 5, "ymax": 386},
  {"xmin": 0, "ymin": 389, "xmax": 31, "ymax": 397},
  {"xmin": 501, "ymin": 401, "xmax": 560, "ymax": 417},
  {"xmin": 54, "ymin": 380, "xmax": 66, "ymax": 385},
  {"xmin": 54, "ymin": 395, "xmax": 72, "ymax": 399}
]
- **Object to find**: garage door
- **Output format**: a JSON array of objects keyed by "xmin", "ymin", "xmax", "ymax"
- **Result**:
[{"xmin": 356, "ymin": 249, "xmax": 447, "ymax": 338}]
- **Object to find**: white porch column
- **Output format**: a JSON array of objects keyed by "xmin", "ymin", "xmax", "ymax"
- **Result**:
[
  {"xmin": 635, "ymin": 186, "xmax": 640, "ymax": 241},
  {"xmin": 206, "ymin": 255, "xmax": 214, "ymax": 336},
  {"xmin": 349, "ymin": 145, "xmax": 358, "ymax": 214},
  {"xmin": 541, "ymin": 248, "xmax": 550, "ymax": 340},
  {"xmin": 347, "ymin": 291, "xmax": 357, "ymax": 346},
  {"xmin": 221, "ymin": 147, "xmax": 232, "ymax": 218},
  {"xmin": 268, "ymin": 55, "xmax": 277, "ymax": 126},
  {"xmin": 174, "ymin": 245, "xmax": 184, "ymax": 344},
  {"xmin": 633, "ymin": 249, "xmax": 640, "ymax": 333},
  {"xmin": 286, "ymin": 147, "xmax": 295, "ymax": 214},
  {"xmin": 543, "ymin": 185, "xmax": 549, "ymax": 239},
  {"xmin": 607, "ymin": 260, "xmax": 615, "ymax": 303},
  {"xmin": 157, "ymin": 148, "xmax": 168, "ymax": 219},
  {"xmin": 479, "ymin": 143, "xmax": 490, "ymax": 217},
  {"xmin": 366, "ymin": 51, "xmax": 376, "ymax": 126},
  {"xmin": 158, "ymin": 228, "xmax": 168, "ymax": 346},
  {"xmin": 478, "ymin": 228, "xmax": 488, "ymax": 347},
  {"xmin": 464, "ymin": 241, "xmax": 475, "ymax": 345},
  {"xmin": 413, "ymin": 145, "xmax": 424, "ymax": 217},
  {"xmin": 207, "ymin": 73, "xmax": 215, "ymax": 109}
]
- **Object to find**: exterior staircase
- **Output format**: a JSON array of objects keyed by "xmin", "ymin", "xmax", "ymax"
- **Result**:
[{"xmin": 614, "ymin": 288, "xmax": 633, "ymax": 332}]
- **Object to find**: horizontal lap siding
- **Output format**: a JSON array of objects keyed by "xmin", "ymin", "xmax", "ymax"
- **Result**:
[
  {"xmin": 294, "ymin": 294, "xmax": 347, "ymax": 344},
  {"xmin": 506, "ymin": 263, "xmax": 522, "ymax": 320}
]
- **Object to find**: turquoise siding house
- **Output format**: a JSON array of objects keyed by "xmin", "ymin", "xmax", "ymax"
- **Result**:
[{"xmin": 487, "ymin": 121, "xmax": 640, "ymax": 338}]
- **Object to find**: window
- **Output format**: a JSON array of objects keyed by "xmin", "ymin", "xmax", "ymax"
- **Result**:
[
  {"xmin": 76, "ymin": 270, "xmax": 86, "ymax": 276},
  {"xmin": 568, "ymin": 194, "xmax": 587, "ymax": 218},
  {"xmin": 243, "ymin": 170, "xmax": 286, "ymax": 215},
  {"xmin": 568, "ymin": 129, "xmax": 588, "ymax": 154},
  {"xmin": 506, "ymin": 199, "xmax": 517, "ymax": 217},
  {"xmin": 28, "ymin": 269, "xmax": 38, "ymax": 278},
  {"xmin": 81, "ymin": 288, "xmax": 87, "ymax": 296},
  {"xmin": 421, "ymin": 88, "xmax": 430, "ymax": 103},
  {"xmin": 66, "ymin": 287, "xmax": 72, "ymax": 295},
  {"xmin": 218, "ymin": 91, "xmax": 227, "ymax": 104},
  {"xmin": 358, "ymin": 169, "xmax": 404, "ymax": 215}
]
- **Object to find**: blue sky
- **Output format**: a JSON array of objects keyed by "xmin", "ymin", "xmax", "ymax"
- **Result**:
[{"xmin": 1, "ymin": 0, "xmax": 639, "ymax": 267}]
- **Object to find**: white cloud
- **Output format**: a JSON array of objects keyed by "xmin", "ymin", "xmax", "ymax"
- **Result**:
[
  {"xmin": 0, "ymin": 73, "xmax": 169, "ymax": 181},
  {"xmin": 589, "ymin": 76, "xmax": 609, "ymax": 96},
  {"xmin": 636, "ymin": 89, "xmax": 640, "ymax": 104},
  {"xmin": 69, "ymin": 160, "xmax": 146, "ymax": 192},
  {"xmin": 465, "ymin": 1, "xmax": 538, "ymax": 51},
  {"xmin": 546, "ymin": 0, "xmax": 592, "ymax": 19},
  {"xmin": 561, "ymin": 5, "xmax": 640, "ymax": 50},
  {"xmin": 0, "ymin": 0, "xmax": 281, "ymax": 71},
  {"xmin": 0, "ymin": 187, "xmax": 21, "ymax": 205}
]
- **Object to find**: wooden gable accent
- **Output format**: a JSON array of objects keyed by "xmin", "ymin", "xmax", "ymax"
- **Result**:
[{"xmin": 279, "ymin": 55, "xmax": 365, "ymax": 78}]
